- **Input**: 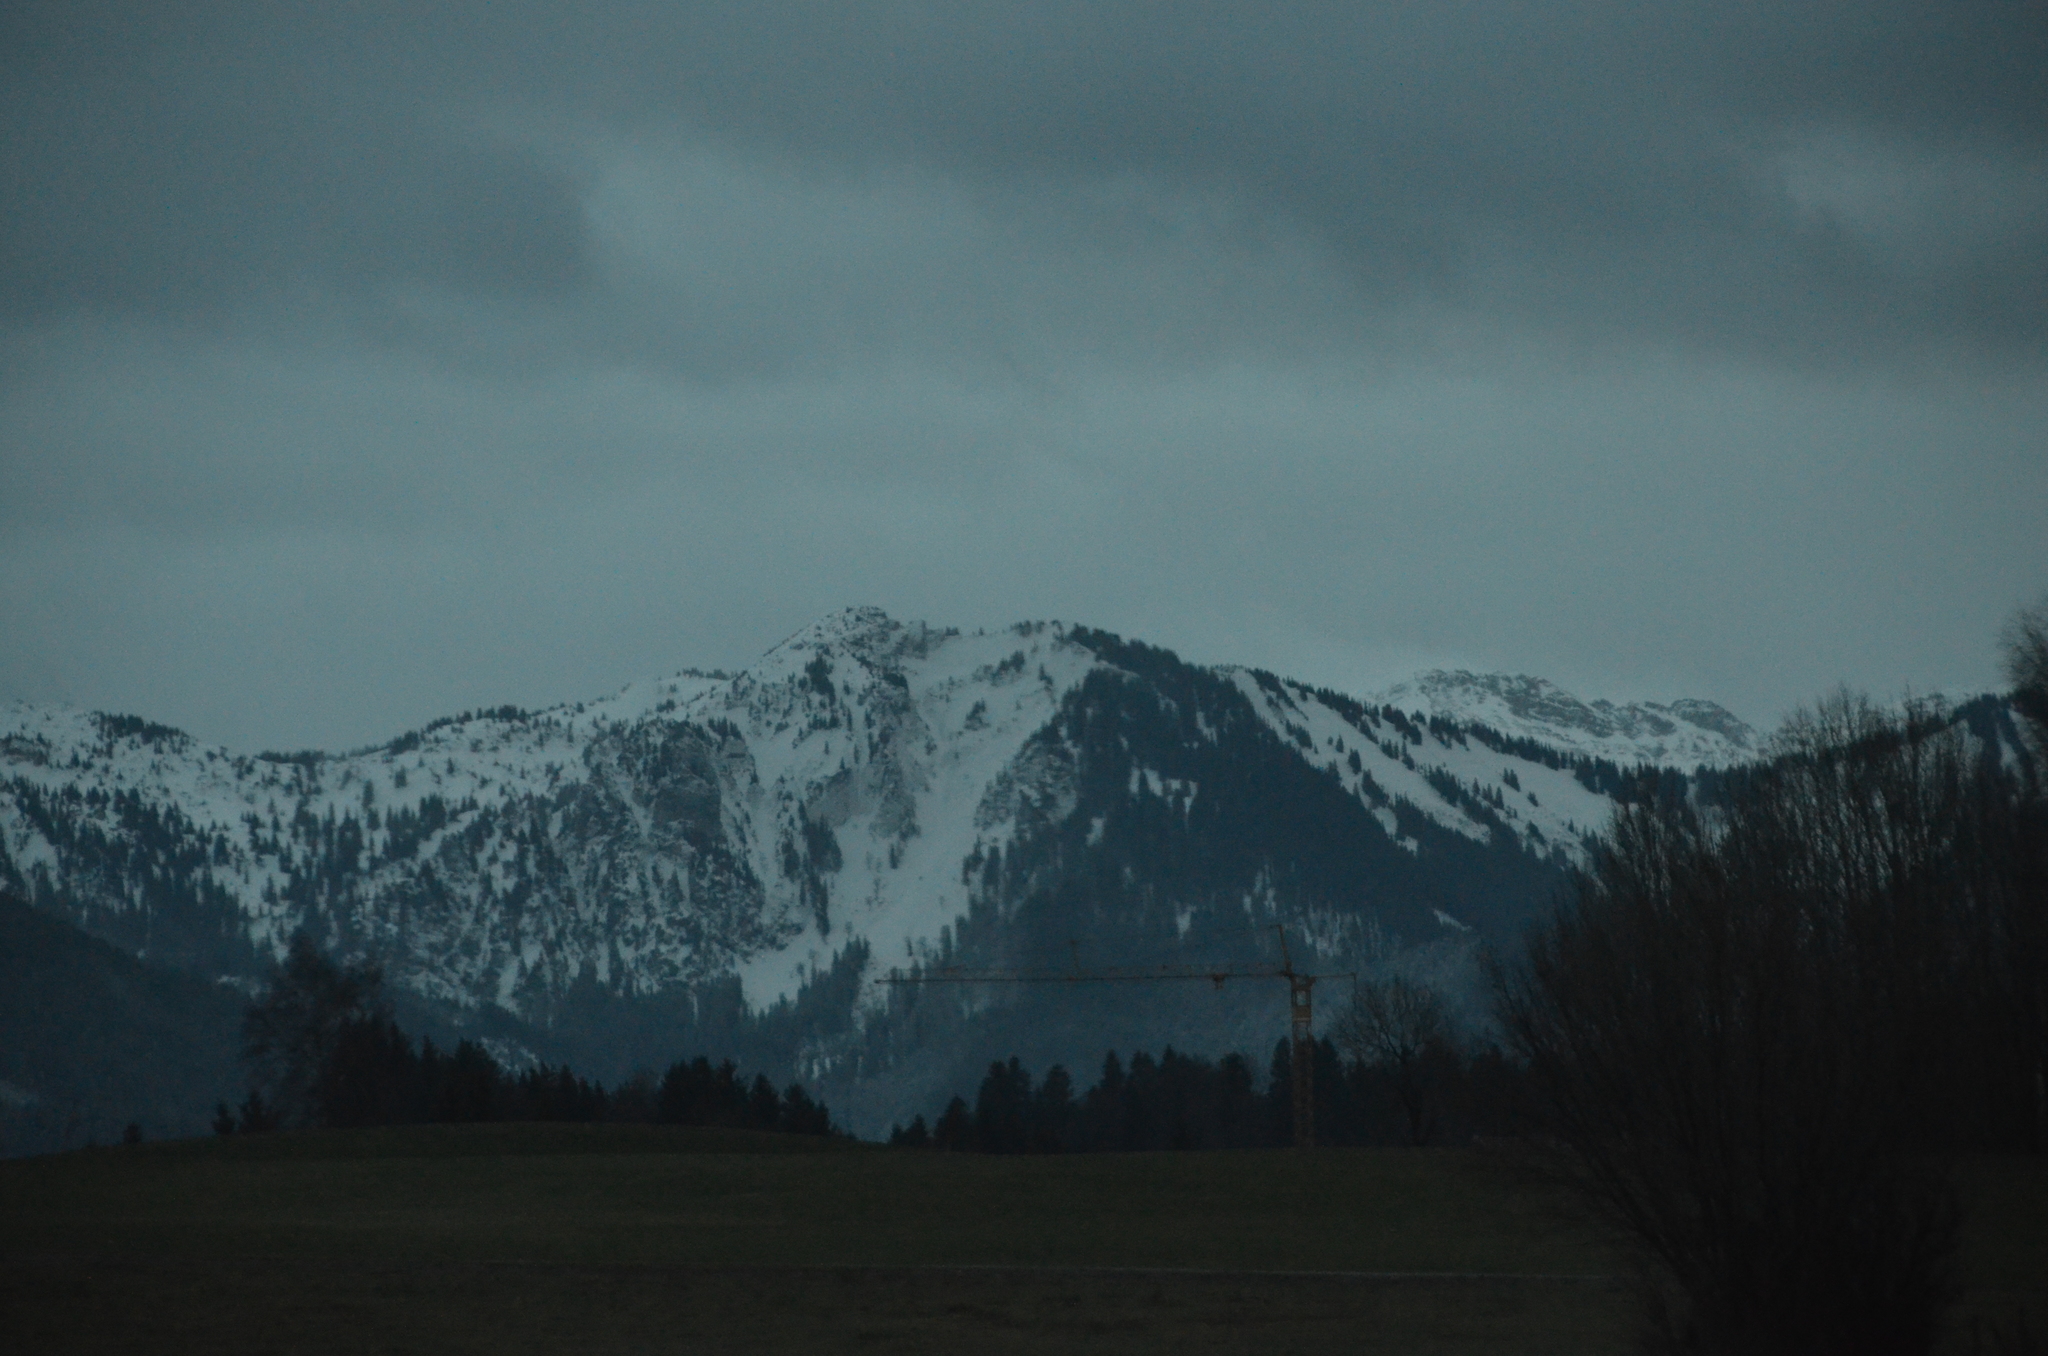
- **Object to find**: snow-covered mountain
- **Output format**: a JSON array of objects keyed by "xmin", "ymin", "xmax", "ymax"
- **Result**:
[
  {"xmin": 0, "ymin": 608, "xmax": 1765, "ymax": 1121},
  {"xmin": 1375, "ymin": 670, "xmax": 1757, "ymax": 771}
]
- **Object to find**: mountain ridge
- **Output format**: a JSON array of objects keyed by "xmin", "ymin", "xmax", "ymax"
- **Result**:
[
  {"xmin": 1374, "ymin": 669, "xmax": 1758, "ymax": 770},
  {"xmin": 0, "ymin": 608, "xmax": 1760, "ymax": 1007},
  {"xmin": 0, "ymin": 608, "xmax": 1787, "ymax": 1130}
]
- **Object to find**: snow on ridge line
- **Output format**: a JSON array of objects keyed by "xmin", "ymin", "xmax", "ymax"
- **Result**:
[
  {"xmin": 1220, "ymin": 668, "xmax": 1614, "ymax": 861},
  {"xmin": 1, "ymin": 611, "xmax": 1763, "ymax": 1017},
  {"xmin": 1372, "ymin": 669, "xmax": 1760, "ymax": 771}
]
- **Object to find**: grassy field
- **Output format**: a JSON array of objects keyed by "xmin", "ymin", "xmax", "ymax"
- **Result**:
[{"xmin": 2, "ymin": 1125, "xmax": 2040, "ymax": 1354}]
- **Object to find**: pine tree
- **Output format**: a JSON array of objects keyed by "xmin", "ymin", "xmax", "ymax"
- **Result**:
[
  {"xmin": 888, "ymin": 1114, "xmax": 931, "ymax": 1147},
  {"xmin": 932, "ymin": 1096, "xmax": 973, "ymax": 1151}
]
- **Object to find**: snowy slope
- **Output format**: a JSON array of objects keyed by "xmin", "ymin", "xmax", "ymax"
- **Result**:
[
  {"xmin": 1225, "ymin": 670, "xmax": 1618, "ymax": 858},
  {"xmin": 0, "ymin": 612, "xmax": 1104, "ymax": 1011},
  {"xmin": 671, "ymin": 610, "xmax": 1101, "ymax": 1004}
]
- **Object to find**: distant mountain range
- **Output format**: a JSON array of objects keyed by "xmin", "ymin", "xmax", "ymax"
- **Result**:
[{"xmin": 0, "ymin": 609, "xmax": 1786, "ymax": 1137}]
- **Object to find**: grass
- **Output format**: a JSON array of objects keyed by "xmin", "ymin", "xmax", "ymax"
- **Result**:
[{"xmin": 1, "ymin": 1125, "xmax": 2040, "ymax": 1354}]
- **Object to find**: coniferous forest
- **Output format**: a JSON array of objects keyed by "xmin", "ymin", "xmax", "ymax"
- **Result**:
[
  {"xmin": 218, "ymin": 934, "xmax": 840, "ymax": 1140},
  {"xmin": 887, "ymin": 1039, "xmax": 1528, "ymax": 1153}
]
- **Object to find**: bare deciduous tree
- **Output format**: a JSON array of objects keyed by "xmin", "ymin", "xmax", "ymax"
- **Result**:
[
  {"xmin": 2004, "ymin": 596, "xmax": 2048, "ymax": 754},
  {"xmin": 1490, "ymin": 686, "xmax": 2047, "ymax": 1355},
  {"xmin": 1333, "ymin": 975, "xmax": 1452, "ymax": 1145}
]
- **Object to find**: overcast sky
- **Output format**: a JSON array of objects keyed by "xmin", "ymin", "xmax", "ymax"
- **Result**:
[{"xmin": 3, "ymin": 2, "xmax": 2043, "ymax": 752}]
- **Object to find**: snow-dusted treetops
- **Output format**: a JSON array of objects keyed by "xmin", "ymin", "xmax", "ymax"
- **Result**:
[{"xmin": 4, "ymin": 608, "xmax": 1855, "ymax": 1122}]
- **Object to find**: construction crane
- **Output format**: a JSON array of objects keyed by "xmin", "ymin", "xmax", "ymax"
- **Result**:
[{"xmin": 881, "ymin": 925, "xmax": 1353, "ymax": 1148}]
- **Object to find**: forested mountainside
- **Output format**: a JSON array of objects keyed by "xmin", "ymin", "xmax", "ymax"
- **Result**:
[
  {"xmin": 2, "ymin": 608, "xmax": 1799, "ymax": 1134},
  {"xmin": 0, "ymin": 890, "xmax": 244, "ymax": 1155}
]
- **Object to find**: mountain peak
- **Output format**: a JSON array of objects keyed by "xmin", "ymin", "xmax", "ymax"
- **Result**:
[
  {"xmin": 760, "ymin": 608, "xmax": 978, "ymax": 677},
  {"xmin": 765, "ymin": 606, "xmax": 902, "ymax": 657}
]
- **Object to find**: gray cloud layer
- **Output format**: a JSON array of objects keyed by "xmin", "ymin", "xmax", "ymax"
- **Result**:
[
  {"xmin": 8, "ymin": 2, "xmax": 2043, "ymax": 359},
  {"xmin": 3, "ymin": 3, "xmax": 2044, "ymax": 748}
]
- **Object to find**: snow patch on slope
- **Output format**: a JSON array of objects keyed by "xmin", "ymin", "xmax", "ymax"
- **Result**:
[
  {"xmin": 698, "ymin": 610, "xmax": 1101, "ymax": 1006},
  {"xmin": 1224, "ymin": 669, "xmax": 1624, "ymax": 861}
]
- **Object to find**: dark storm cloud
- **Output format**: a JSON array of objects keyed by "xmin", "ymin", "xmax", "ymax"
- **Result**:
[
  {"xmin": 604, "ymin": 0, "xmax": 2046, "ymax": 363},
  {"xmin": 4, "ymin": 2, "xmax": 2042, "ymax": 361},
  {"xmin": 2, "ymin": 3, "xmax": 2043, "ymax": 752}
]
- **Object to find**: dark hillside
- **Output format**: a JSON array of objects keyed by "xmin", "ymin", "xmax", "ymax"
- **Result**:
[{"xmin": 0, "ymin": 890, "xmax": 243, "ymax": 1155}]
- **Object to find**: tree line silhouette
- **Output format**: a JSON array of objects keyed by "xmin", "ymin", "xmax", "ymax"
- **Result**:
[
  {"xmin": 219, "ymin": 935, "xmax": 837, "ymax": 1138},
  {"xmin": 888, "ymin": 1035, "xmax": 1528, "ymax": 1152}
]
